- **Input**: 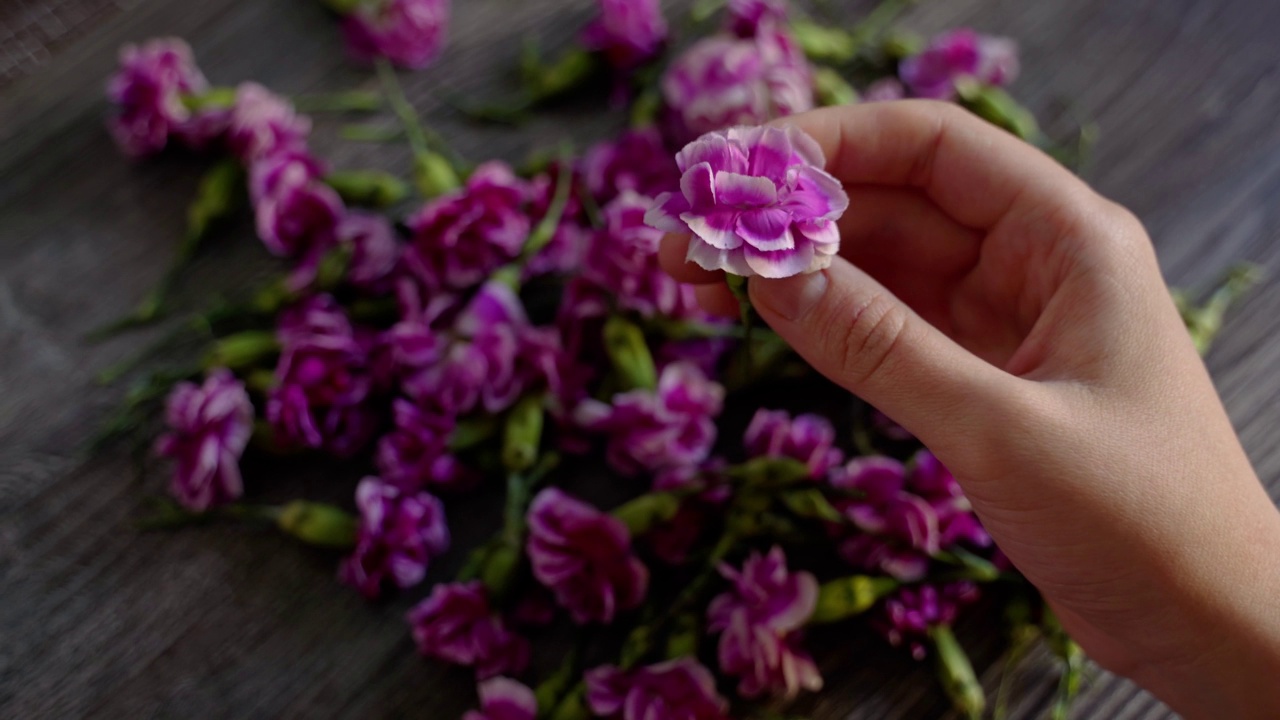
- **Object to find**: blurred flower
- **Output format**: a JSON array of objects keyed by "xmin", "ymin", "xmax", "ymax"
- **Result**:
[
  {"xmin": 522, "ymin": 165, "xmax": 590, "ymax": 280},
  {"xmin": 267, "ymin": 295, "xmax": 377, "ymax": 456},
  {"xmin": 575, "ymin": 361, "xmax": 724, "ymax": 476},
  {"xmin": 586, "ymin": 658, "xmax": 729, "ymax": 720},
  {"xmin": 861, "ymin": 78, "xmax": 906, "ymax": 102},
  {"xmin": 340, "ymin": 476, "xmax": 450, "ymax": 598},
  {"xmin": 464, "ymin": 676, "xmax": 537, "ymax": 720},
  {"xmin": 526, "ymin": 488, "xmax": 649, "ymax": 624},
  {"xmin": 581, "ymin": 127, "xmax": 680, "ymax": 204},
  {"xmin": 403, "ymin": 162, "xmax": 531, "ymax": 292},
  {"xmin": 154, "ymin": 369, "xmax": 253, "ymax": 511},
  {"xmin": 725, "ymin": 0, "xmax": 788, "ymax": 37},
  {"xmin": 581, "ymin": 0, "xmax": 668, "ymax": 72},
  {"xmin": 376, "ymin": 398, "xmax": 475, "ymax": 491},
  {"xmin": 106, "ymin": 37, "xmax": 209, "ymax": 157},
  {"xmin": 343, "ymin": 0, "xmax": 449, "ymax": 70},
  {"xmin": 250, "ymin": 151, "xmax": 344, "ymax": 258},
  {"xmin": 660, "ymin": 29, "xmax": 812, "ymax": 144},
  {"xmin": 584, "ymin": 191, "xmax": 701, "ymax": 318},
  {"xmin": 646, "ymin": 125, "xmax": 848, "ymax": 278},
  {"xmin": 406, "ymin": 580, "xmax": 530, "ymax": 678},
  {"xmin": 898, "ymin": 28, "xmax": 1019, "ymax": 100},
  {"xmin": 877, "ymin": 581, "xmax": 979, "ymax": 660},
  {"xmin": 225, "ymin": 82, "xmax": 312, "ymax": 163},
  {"xmin": 743, "ymin": 408, "xmax": 844, "ymax": 477},
  {"xmin": 338, "ymin": 211, "xmax": 402, "ymax": 292},
  {"xmin": 707, "ymin": 546, "xmax": 821, "ymax": 698},
  {"xmin": 655, "ymin": 337, "xmax": 732, "ymax": 379}
]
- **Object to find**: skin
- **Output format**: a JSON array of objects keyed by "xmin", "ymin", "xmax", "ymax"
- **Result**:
[{"xmin": 660, "ymin": 101, "xmax": 1280, "ymax": 719}]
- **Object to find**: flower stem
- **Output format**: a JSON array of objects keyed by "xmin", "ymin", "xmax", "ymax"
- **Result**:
[{"xmin": 290, "ymin": 89, "xmax": 382, "ymax": 113}]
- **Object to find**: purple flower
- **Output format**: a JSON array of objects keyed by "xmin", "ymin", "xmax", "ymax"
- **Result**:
[
  {"xmin": 225, "ymin": 82, "xmax": 312, "ymax": 163},
  {"xmin": 575, "ymin": 361, "xmax": 724, "ymax": 475},
  {"xmin": 707, "ymin": 546, "xmax": 822, "ymax": 698},
  {"xmin": 154, "ymin": 369, "xmax": 252, "ymax": 511},
  {"xmin": 342, "ymin": 0, "xmax": 449, "ymax": 69},
  {"xmin": 660, "ymin": 29, "xmax": 812, "ymax": 144},
  {"xmin": 586, "ymin": 658, "xmax": 729, "ymax": 720},
  {"xmin": 376, "ymin": 398, "xmax": 475, "ymax": 491},
  {"xmin": 337, "ymin": 211, "xmax": 402, "ymax": 292},
  {"xmin": 526, "ymin": 488, "xmax": 649, "ymax": 624},
  {"xmin": 743, "ymin": 408, "xmax": 844, "ymax": 477},
  {"xmin": 267, "ymin": 296, "xmax": 376, "ymax": 456},
  {"xmin": 911, "ymin": 451, "xmax": 990, "ymax": 549},
  {"xmin": 877, "ymin": 582, "xmax": 979, "ymax": 660},
  {"xmin": 250, "ymin": 152, "xmax": 344, "ymax": 258},
  {"xmin": 406, "ymin": 581, "xmax": 530, "ymax": 678},
  {"xmin": 403, "ymin": 162, "xmax": 530, "ymax": 292},
  {"xmin": 581, "ymin": 0, "xmax": 667, "ymax": 71},
  {"xmin": 581, "ymin": 127, "xmax": 680, "ymax": 204},
  {"xmin": 655, "ymin": 337, "xmax": 732, "ymax": 379},
  {"xmin": 861, "ymin": 77, "xmax": 906, "ymax": 102},
  {"xmin": 898, "ymin": 29, "xmax": 1019, "ymax": 100},
  {"xmin": 464, "ymin": 677, "xmax": 537, "ymax": 720},
  {"xmin": 340, "ymin": 476, "xmax": 450, "ymax": 598},
  {"xmin": 106, "ymin": 37, "xmax": 209, "ymax": 158},
  {"xmin": 584, "ymin": 191, "xmax": 701, "ymax": 319},
  {"xmin": 647, "ymin": 125, "xmax": 848, "ymax": 278},
  {"xmin": 725, "ymin": 0, "xmax": 788, "ymax": 37}
]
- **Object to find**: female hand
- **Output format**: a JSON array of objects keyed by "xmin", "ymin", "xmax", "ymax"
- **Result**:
[{"xmin": 661, "ymin": 101, "xmax": 1280, "ymax": 719}]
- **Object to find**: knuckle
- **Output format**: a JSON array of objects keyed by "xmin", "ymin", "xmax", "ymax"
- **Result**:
[{"xmin": 834, "ymin": 292, "xmax": 911, "ymax": 387}]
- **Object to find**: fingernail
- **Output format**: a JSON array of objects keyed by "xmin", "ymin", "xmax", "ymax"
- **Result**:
[{"xmin": 753, "ymin": 270, "xmax": 828, "ymax": 321}]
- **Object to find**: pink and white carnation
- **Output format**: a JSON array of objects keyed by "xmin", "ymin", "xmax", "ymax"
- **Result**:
[
  {"xmin": 744, "ymin": 408, "xmax": 845, "ymax": 477},
  {"xmin": 646, "ymin": 125, "xmax": 848, "ymax": 278},
  {"xmin": 342, "ymin": 0, "xmax": 449, "ymax": 70},
  {"xmin": 585, "ymin": 658, "xmax": 730, "ymax": 720},
  {"xmin": 339, "ymin": 476, "xmax": 450, "ymax": 598},
  {"xmin": 375, "ymin": 398, "xmax": 475, "ymax": 491},
  {"xmin": 154, "ymin": 369, "xmax": 253, "ymax": 512},
  {"xmin": 406, "ymin": 581, "xmax": 530, "ymax": 679},
  {"xmin": 725, "ymin": 0, "xmax": 788, "ymax": 37},
  {"xmin": 584, "ymin": 191, "xmax": 701, "ymax": 319},
  {"xmin": 225, "ymin": 82, "xmax": 312, "ymax": 163},
  {"xmin": 249, "ymin": 150, "xmax": 344, "ymax": 259},
  {"xmin": 106, "ymin": 37, "xmax": 210, "ymax": 157},
  {"xmin": 464, "ymin": 677, "xmax": 538, "ymax": 720},
  {"xmin": 526, "ymin": 488, "xmax": 649, "ymax": 624},
  {"xmin": 581, "ymin": 127, "xmax": 680, "ymax": 204},
  {"xmin": 898, "ymin": 28, "xmax": 1019, "ymax": 100},
  {"xmin": 581, "ymin": 0, "xmax": 668, "ymax": 72}
]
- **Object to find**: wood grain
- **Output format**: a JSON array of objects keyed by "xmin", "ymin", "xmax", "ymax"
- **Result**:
[{"xmin": 3, "ymin": 0, "xmax": 1280, "ymax": 718}]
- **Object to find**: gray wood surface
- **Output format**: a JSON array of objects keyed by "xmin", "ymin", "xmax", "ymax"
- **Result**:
[{"xmin": 3, "ymin": 0, "xmax": 1280, "ymax": 717}]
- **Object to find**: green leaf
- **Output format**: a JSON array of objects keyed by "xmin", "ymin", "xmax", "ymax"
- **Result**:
[
  {"xmin": 205, "ymin": 330, "xmax": 280, "ymax": 371},
  {"xmin": 780, "ymin": 488, "xmax": 843, "ymax": 523},
  {"xmin": 810, "ymin": 575, "xmax": 898, "ymax": 623}
]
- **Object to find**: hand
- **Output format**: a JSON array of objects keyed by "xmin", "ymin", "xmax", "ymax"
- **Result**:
[{"xmin": 661, "ymin": 101, "xmax": 1280, "ymax": 719}]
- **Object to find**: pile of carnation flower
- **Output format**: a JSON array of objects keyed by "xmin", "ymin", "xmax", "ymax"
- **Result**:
[{"xmin": 99, "ymin": 1, "xmax": 1238, "ymax": 718}]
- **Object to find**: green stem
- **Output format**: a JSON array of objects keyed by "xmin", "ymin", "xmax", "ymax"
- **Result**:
[
  {"xmin": 376, "ymin": 59, "xmax": 430, "ymax": 157},
  {"xmin": 290, "ymin": 89, "xmax": 382, "ymax": 113}
]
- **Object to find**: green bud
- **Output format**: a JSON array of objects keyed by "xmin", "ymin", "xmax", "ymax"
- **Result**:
[
  {"xmin": 956, "ymin": 82, "xmax": 1040, "ymax": 141},
  {"xmin": 276, "ymin": 500, "xmax": 358, "ymax": 548},
  {"xmin": 413, "ymin": 151, "xmax": 461, "ymax": 198},
  {"xmin": 726, "ymin": 456, "xmax": 811, "ymax": 488},
  {"xmin": 549, "ymin": 686, "xmax": 590, "ymax": 720},
  {"xmin": 451, "ymin": 415, "xmax": 498, "ymax": 452},
  {"xmin": 781, "ymin": 488, "xmax": 843, "ymax": 522},
  {"xmin": 252, "ymin": 277, "xmax": 295, "ymax": 314},
  {"xmin": 603, "ymin": 315, "xmax": 658, "ymax": 392},
  {"xmin": 480, "ymin": 543, "xmax": 522, "ymax": 600},
  {"xmin": 612, "ymin": 492, "xmax": 682, "ymax": 536},
  {"xmin": 929, "ymin": 625, "xmax": 986, "ymax": 720},
  {"xmin": 937, "ymin": 546, "xmax": 1001, "ymax": 582},
  {"xmin": 530, "ymin": 49, "xmax": 597, "ymax": 101},
  {"xmin": 187, "ymin": 159, "xmax": 243, "ymax": 243},
  {"xmin": 881, "ymin": 30, "xmax": 924, "ymax": 59},
  {"xmin": 619, "ymin": 624, "xmax": 655, "ymax": 669},
  {"xmin": 324, "ymin": 169, "xmax": 409, "ymax": 207},
  {"xmin": 534, "ymin": 660, "xmax": 577, "ymax": 715},
  {"xmin": 313, "ymin": 245, "xmax": 353, "ymax": 291},
  {"xmin": 206, "ymin": 331, "xmax": 279, "ymax": 371},
  {"xmin": 810, "ymin": 575, "xmax": 898, "ymax": 623},
  {"xmin": 181, "ymin": 86, "xmax": 237, "ymax": 113},
  {"xmin": 502, "ymin": 394, "xmax": 545, "ymax": 473},
  {"xmin": 665, "ymin": 613, "xmax": 700, "ymax": 659},
  {"xmin": 791, "ymin": 19, "xmax": 857, "ymax": 63},
  {"xmin": 814, "ymin": 67, "xmax": 859, "ymax": 107}
]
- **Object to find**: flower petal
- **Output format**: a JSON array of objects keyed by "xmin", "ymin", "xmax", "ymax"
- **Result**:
[
  {"xmin": 743, "ymin": 240, "xmax": 815, "ymax": 278},
  {"xmin": 714, "ymin": 172, "xmax": 777, "ymax": 207},
  {"xmin": 680, "ymin": 161, "xmax": 717, "ymax": 210},
  {"xmin": 736, "ymin": 208, "xmax": 794, "ymax": 249},
  {"xmin": 785, "ymin": 124, "xmax": 826, "ymax": 167},
  {"xmin": 675, "ymin": 130, "xmax": 747, "ymax": 174},
  {"xmin": 683, "ymin": 210, "xmax": 743, "ymax": 249},
  {"xmin": 747, "ymin": 126, "xmax": 795, "ymax": 183},
  {"xmin": 643, "ymin": 192, "xmax": 690, "ymax": 232}
]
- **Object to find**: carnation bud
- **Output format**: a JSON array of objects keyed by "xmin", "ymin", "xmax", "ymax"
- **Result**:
[
  {"xmin": 413, "ymin": 150, "xmax": 461, "ymax": 198},
  {"xmin": 480, "ymin": 542, "xmax": 523, "ymax": 600},
  {"xmin": 780, "ymin": 488, "xmax": 843, "ymax": 522},
  {"xmin": 502, "ymin": 394, "xmax": 546, "ymax": 472},
  {"xmin": 790, "ymin": 19, "xmax": 857, "ymax": 63},
  {"xmin": 881, "ymin": 30, "xmax": 924, "ymax": 59},
  {"xmin": 276, "ymin": 500, "xmax": 358, "ymax": 548},
  {"xmin": 549, "ymin": 686, "xmax": 590, "ymax": 720},
  {"xmin": 603, "ymin": 315, "xmax": 658, "ymax": 391},
  {"xmin": 187, "ymin": 159, "xmax": 244, "ymax": 244},
  {"xmin": 726, "ymin": 456, "xmax": 811, "ymax": 488},
  {"xmin": 928, "ymin": 625, "xmax": 986, "ymax": 720},
  {"xmin": 206, "ymin": 331, "xmax": 279, "ymax": 371},
  {"xmin": 813, "ymin": 66, "xmax": 858, "ymax": 106},
  {"xmin": 181, "ymin": 85, "xmax": 237, "ymax": 112},
  {"xmin": 324, "ymin": 169, "xmax": 410, "ymax": 207},
  {"xmin": 955, "ymin": 82, "xmax": 1040, "ymax": 141},
  {"xmin": 664, "ymin": 613, "xmax": 699, "ymax": 659},
  {"xmin": 810, "ymin": 575, "xmax": 898, "ymax": 623},
  {"xmin": 611, "ymin": 492, "xmax": 682, "ymax": 536}
]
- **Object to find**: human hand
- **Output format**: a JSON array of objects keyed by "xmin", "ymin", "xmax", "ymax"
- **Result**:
[{"xmin": 660, "ymin": 101, "xmax": 1280, "ymax": 718}]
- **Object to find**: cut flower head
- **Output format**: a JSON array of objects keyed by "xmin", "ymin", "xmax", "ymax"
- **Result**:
[{"xmin": 645, "ymin": 124, "xmax": 848, "ymax": 278}]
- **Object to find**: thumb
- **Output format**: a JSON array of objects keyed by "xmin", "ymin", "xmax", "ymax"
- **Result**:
[{"xmin": 748, "ymin": 255, "xmax": 1013, "ymax": 455}]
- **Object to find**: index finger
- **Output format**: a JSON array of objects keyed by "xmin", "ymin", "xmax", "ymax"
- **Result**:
[{"xmin": 773, "ymin": 100, "xmax": 1094, "ymax": 230}]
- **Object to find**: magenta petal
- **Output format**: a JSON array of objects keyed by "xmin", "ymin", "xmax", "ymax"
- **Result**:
[
  {"xmin": 795, "ymin": 219, "xmax": 840, "ymax": 250},
  {"xmin": 683, "ymin": 210, "xmax": 743, "ymax": 250},
  {"xmin": 681, "ymin": 162, "xmax": 717, "ymax": 210},
  {"xmin": 746, "ymin": 126, "xmax": 795, "ymax": 183},
  {"xmin": 785, "ymin": 124, "xmax": 826, "ymax": 167},
  {"xmin": 743, "ymin": 240, "xmax": 815, "ymax": 278},
  {"xmin": 714, "ymin": 172, "xmax": 777, "ymax": 207},
  {"xmin": 787, "ymin": 166, "xmax": 849, "ymax": 220},
  {"xmin": 644, "ymin": 192, "xmax": 691, "ymax": 232},
  {"xmin": 736, "ymin": 208, "xmax": 793, "ymax": 249},
  {"xmin": 676, "ymin": 130, "xmax": 748, "ymax": 174}
]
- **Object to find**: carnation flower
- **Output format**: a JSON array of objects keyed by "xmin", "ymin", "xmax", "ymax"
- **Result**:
[
  {"xmin": 898, "ymin": 28, "xmax": 1019, "ymax": 100},
  {"xmin": 464, "ymin": 677, "xmax": 537, "ymax": 720},
  {"xmin": 581, "ymin": 127, "xmax": 680, "ymax": 204},
  {"xmin": 660, "ymin": 29, "xmax": 812, "ymax": 144},
  {"xmin": 585, "ymin": 658, "xmax": 729, "ymax": 720},
  {"xmin": 646, "ymin": 125, "xmax": 848, "ymax": 278},
  {"xmin": 337, "ymin": 211, "xmax": 402, "ymax": 292},
  {"xmin": 877, "ymin": 582, "xmax": 980, "ymax": 660},
  {"xmin": 707, "ymin": 546, "xmax": 821, "ymax": 698},
  {"xmin": 339, "ymin": 476, "xmax": 450, "ymax": 598},
  {"xmin": 106, "ymin": 37, "xmax": 209, "ymax": 157},
  {"xmin": 154, "ymin": 369, "xmax": 253, "ymax": 511},
  {"xmin": 342, "ymin": 0, "xmax": 449, "ymax": 69},
  {"xmin": 743, "ymin": 408, "xmax": 844, "ymax": 477},
  {"xmin": 862, "ymin": 77, "xmax": 906, "ymax": 102},
  {"xmin": 406, "ymin": 581, "xmax": 530, "ymax": 679},
  {"xmin": 725, "ymin": 0, "xmax": 788, "ymax": 37},
  {"xmin": 584, "ymin": 191, "xmax": 701, "ymax": 319},
  {"xmin": 225, "ymin": 82, "xmax": 312, "ymax": 163},
  {"xmin": 581, "ymin": 0, "xmax": 668, "ymax": 72},
  {"xmin": 526, "ymin": 488, "xmax": 649, "ymax": 624},
  {"xmin": 250, "ymin": 151, "xmax": 344, "ymax": 258},
  {"xmin": 403, "ymin": 161, "xmax": 531, "ymax": 293},
  {"xmin": 376, "ymin": 398, "xmax": 475, "ymax": 491},
  {"xmin": 575, "ymin": 361, "xmax": 724, "ymax": 475},
  {"xmin": 266, "ymin": 296, "xmax": 377, "ymax": 456}
]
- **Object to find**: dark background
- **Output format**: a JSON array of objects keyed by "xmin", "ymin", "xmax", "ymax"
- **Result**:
[{"xmin": 4, "ymin": 0, "xmax": 1280, "ymax": 717}]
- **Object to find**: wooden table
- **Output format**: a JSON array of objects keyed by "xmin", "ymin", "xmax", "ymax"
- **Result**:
[{"xmin": 3, "ymin": 0, "xmax": 1279, "ymax": 717}]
